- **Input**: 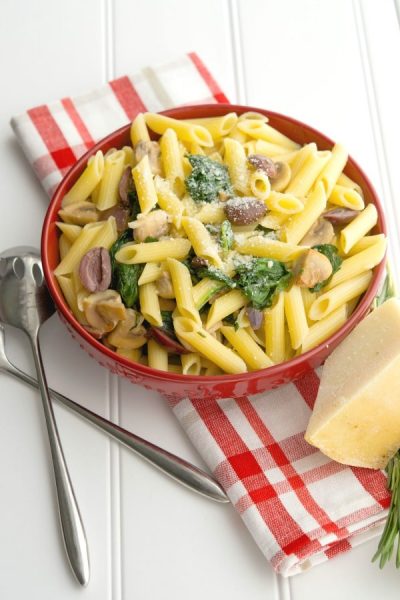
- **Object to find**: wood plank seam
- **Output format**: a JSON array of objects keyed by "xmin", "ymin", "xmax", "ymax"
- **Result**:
[
  {"xmin": 227, "ymin": 0, "xmax": 248, "ymax": 104},
  {"xmin": 102, "ymin": 0, "xmax": 123, "ymax": 597},
  {"xmin": 352, "ymin": 0, "xmax": 400, "ymax": 285}
]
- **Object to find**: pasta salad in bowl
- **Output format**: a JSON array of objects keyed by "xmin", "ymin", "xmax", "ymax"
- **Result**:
[{"xmin": 41, "ymin": 104, "xmax": 387, "ymax": 401}]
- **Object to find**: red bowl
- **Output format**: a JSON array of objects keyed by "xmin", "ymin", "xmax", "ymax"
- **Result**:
[{"xmin": 41, "ymin": 104, "xmax": 387, "ymax": 402}]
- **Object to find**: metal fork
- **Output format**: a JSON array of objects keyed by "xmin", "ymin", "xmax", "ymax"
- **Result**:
[{"xmin": 0, "ymin": 323, "xmax": 228, "ymax": 503}]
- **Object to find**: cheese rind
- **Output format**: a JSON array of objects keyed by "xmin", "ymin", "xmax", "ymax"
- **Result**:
[{"xmin": 305, "ymin": 298, "xmax": 400, "ymax": 469}]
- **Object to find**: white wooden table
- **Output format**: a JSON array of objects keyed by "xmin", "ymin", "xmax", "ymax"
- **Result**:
[{"xmin": 1, "ymin": 0, "xmax": 400, "ymax": 597}]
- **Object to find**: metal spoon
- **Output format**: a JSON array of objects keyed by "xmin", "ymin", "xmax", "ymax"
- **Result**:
[
  {"xmin": 0, "ymin": 322, "xmax": 228, "ymax": 502},
  {"xmin": 0, "ymin": 247, "xmax": 89, "ymax": 586}
]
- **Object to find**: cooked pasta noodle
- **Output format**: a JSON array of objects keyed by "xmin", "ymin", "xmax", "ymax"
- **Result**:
[{"xmin": 54, "ymin": 110, "xmax": 385, "ymax": 375}]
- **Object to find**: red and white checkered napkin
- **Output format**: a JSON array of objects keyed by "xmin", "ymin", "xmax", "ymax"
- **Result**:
[{"xmin": 10, "ymin": 52, "xmax": 390, "ymax": 576}]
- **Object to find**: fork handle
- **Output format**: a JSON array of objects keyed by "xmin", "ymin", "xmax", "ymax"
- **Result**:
[
  {"xmin": 6, "ymin": 357, "xmax": 229, "ymax": 503},
  {"xmin": 29, "ymin": 335, "xmax": 90, "ymax": 586}
]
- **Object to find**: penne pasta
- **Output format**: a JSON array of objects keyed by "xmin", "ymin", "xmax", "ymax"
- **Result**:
[
  {"xmin": 54, "ymin": 219, "xmax": 116, "ymax": 276},
  {"xmin": 325, "ymin": 235, "xmax": 386, "ymax": 290},
  {"xmin": 237, "ymin": 119, "xmax": 299, "ymax": 150},
  {"xmin": 160, "ymin": 128, "xmax": 185, "ymax": 196},
  {"xmin": 174, "ymin": 316, "xmax": 247, "ymax": 374},
  {"xmin": 116, "ymin": 238, "xmax": 191, "ymax": 264},
  {"xmin": 185, "ymin": 113, "xmax": 238, "ymax": 139},
  {"xmin": 309, "ymin": 271, "xmax": 373, "ymax": 321},
  {"xmin": 55, "ymin": 110, "xmax": 386, "ymax": 375},
  {"xmin": 284, "ymin": 285, "xmax": 309, "ymax": 350},
  {"xmin": 282, "ymin": 182, "xmax": 327, "ymax": 245},
  {"xmin": 192, "ymin": 278, "xmax": 226, "ymax": 310},
  {"xmin": 249, "ymin": 169, "xmax": 271, "ymax": 201},
  {"xmin": 147, "ymin": 339, "xmax": 169, "ymax": 371},
  {"xmin": 340, "ymin": 203, "xmax": 378, "ymax": 253},
  {"xmin": 145, "ymin": 112, "xmax": 213, "ymax": 147},
  {"xmin": 56, "ymin": 222, "xmax": 82, "ymax": 243},
  {"xmin": 139, "ymin": 282, "xmax": 162, "ymax": 326},
  {"xmin": 132, "ymin": 155, "xmax": 159, "ymax": 214},
  {"xmin": 138, "ymin": 262, "xmax": 163, "ymax": 285},
  {"xmin": 235, "ymin": 236, "xmax": 306, "ymax": 261},
  {"xmin": 314, "ymin": 143, "xmax": 348, "ymax": 197},
  {"xmin": 206, "ymin": 289, "xmax": 248, "ymax": 330},
  {"xmin": 96, "ymin": 150, "xmax": 125, "ymax": 211},
  {"xmin": 130, "ymin": 113, "xmax": 150, "ymax": 146},
  {"xmin": 62, "ymin": 151, "xmax": 104, "ymax": 207},
  {"xmin": 220, "ymin": 325, "xmax": 273, "ymax": 370},
  {"xmin": 285, "ymin": 150, "xmax": 330, "ymax": 197},
  {"xmin": 167, "ymin": 258, "xmax": 201, "ymax": 325},
  {"xmin": 224, "ymin": 138, "xmax": 250, "ymax": 194},
  {"xmin": 181, "ymin": 353, "xmax": 202, "ymax": 375},
  {"xmin": 301, "ymin": 305, "xmax": 348, "ymax": 353},
  {"xmin": 264, "ymin": 293, "xmax": 285, "ymax": 363},
  {"xmin": 181, "ymin": 216, "xmax": 222, "ymax": 266},
  {"xmin": 265, "ymin": 191, "xmax": 304, "ymax": 214},
  {"xmin": 329, "ymin": 184, "xmax": 365, "ymax": 211}
]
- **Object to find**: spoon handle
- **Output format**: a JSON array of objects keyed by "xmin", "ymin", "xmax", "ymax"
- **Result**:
[
  {"xmin": 29, "ymin": 335, "xmax": 90, "ymax": 587},
  {"xmin": 4, "ymin": 357, "xmax": 228, "ymax": 503}
]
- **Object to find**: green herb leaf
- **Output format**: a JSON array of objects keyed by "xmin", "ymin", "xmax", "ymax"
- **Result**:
[
  {"xmin": 310, "ymin": 244, "xmax": 343, "ymax": 293},
  {"xmin": 160, "ymin": 310, "xmax": 174, "ymax": 336},
  {"xmin": 220, "ymin": 220, "xmax": 234, "ymax": 253},
  {"xmin": 196, "ymin": 266, "xmax": 237, "ymax": 289},
  {"xmin": 373, "ymin": 451, "xmax": 400, "ymax": 568},
  {"xmin": 223, "ymin": 313, "xmax": 239, "ymax": 330},
  {"xmin": 127, "ymin": 188, "xmax": 141, "ymax": 221},
  {"xmin": 110, "ymin": 230, "xmax": 143, "ymax": 308},
  {"xmin": 235, "ymin": 258, "xmax": 291, "ymax": 310},
  {"xmin": 373, "ymin": 264, "xmax": 397, "ymax": 308},
  {"xmin": 144, "ymin": 236, "xmax": 158, "ymax": 243},
  {"xmin": 185, "ymin": 154, "xmax": 233, "ymax": 203}
]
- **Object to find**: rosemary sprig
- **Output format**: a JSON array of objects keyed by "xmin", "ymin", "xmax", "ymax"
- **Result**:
[
  {"xmin": 372, "ymin": 266, "xmax": 399, "ymax": 568},
  {"xmin": 372, "ymin": 452, "xmax": 400, "ymax": 568}
]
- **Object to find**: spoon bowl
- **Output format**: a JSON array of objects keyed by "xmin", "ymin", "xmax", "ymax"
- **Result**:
[{"xmin": 0, "ymin": 247, "xmax": 54, "ymax": 334}]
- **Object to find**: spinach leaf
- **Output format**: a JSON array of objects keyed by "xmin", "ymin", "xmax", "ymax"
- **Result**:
[
  {"xmin": 160, "ymin": 311, "xmax": 174, "ymax": 336},
  {"xmin": 235, "ymin": 258, "xmax": 292, "ymax": 310},
  {"xmin": 310, "ymin": 244, "xmax": 343, "ymax": 292},
  {"xmin": 110, "ymin": 230, "xmax": 143, "ymax": 308},
  {"xmin": 220, "ymin": 220, "xmax": 234, "ymax": 253},
  {"xmin": 223, "ymin": 314, "xmax": 239, "ymax": 331},
  {"xmin": 128, "ymin": 189, "xmax": 141, "ymax": 221},
  {"xmin": 196, "ymin": 266, "xmax": 237, "ymax": 289},
  {"xmin": 373, "ymin": 266, "xmax": 397, "ymax": 308},
  {"xmin": 185, "ymin": 155, "xmax": 233, "ymax": 203}
]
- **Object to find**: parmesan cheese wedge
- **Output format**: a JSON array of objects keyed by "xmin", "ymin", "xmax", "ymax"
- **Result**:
[{"xmin": 305, "ymin": 297, "xmax": 400, "ymax": 469}]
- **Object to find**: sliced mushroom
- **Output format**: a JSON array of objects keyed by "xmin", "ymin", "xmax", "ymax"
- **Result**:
[
  {"xmin": 191, "ymin": 256, "xmax": 209, "ymax": 269},
  {"xmin": 134, "ymin": 141, "xmax": 162, "ymax": 175},
  {"xmin": 300, "ymin": 218, "xmax": 334, "ymax": 246},
  {"xmin": 156, "ymin": 270, "xmax": 175, "ymax": 299},
  {"xmin": 101, "ymin": 205, "xmax": 130, "ymax": 233},
  {"xmin": 248, "ymin": 154, "xmax": 278, "ymax": 178},
  {"xmin": 323, "ymin": 207, "xmax": 360, "ymax": 225},
  {"xmin": 224, "ymin": 197, "xmax": 266, "ymax": 225},
  {"xmin": 129, "ymin": 209, "xmax": 169, "ymax": 242},
  {"xmin": 270, "ymin": 162, "xmax": 291, "ymax": 192},
  {"xmin": 118, "ymin": 166, "xmax": 135, "ymax": 206},
  {"xmin": 58, "ymin": 201, "xmax": 99, "ymax": 225},
  {"xmin": 82, "ymin": 290, "xmax": 126, "ymax": 335},
  {"xmin": 79, "ymin": 247, "xmax": 112, "ymax": 292},
  {"xmin": 106, "ymin": 308, "xmax": 147, "ymax": 349},
  {"xmin": 293, "ymin": 249, "xmax": 333, "ymax": 288}
]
